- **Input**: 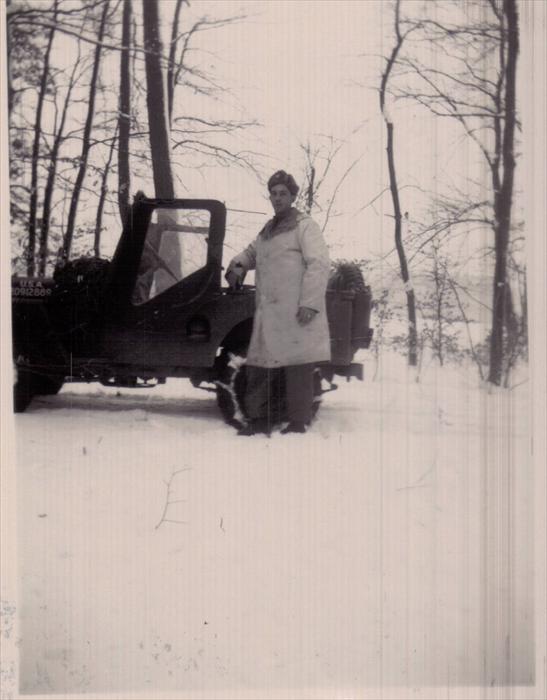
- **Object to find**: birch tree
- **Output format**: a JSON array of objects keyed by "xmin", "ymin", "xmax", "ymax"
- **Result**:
[{"xmin": 379, "ymin": 0, "xmax": 418, "ymax": 366}]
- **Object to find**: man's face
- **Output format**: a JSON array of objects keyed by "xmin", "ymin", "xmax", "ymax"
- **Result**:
[{"xmin": 269, "ymin": 184, "xmax": 295, "ymax": 216}]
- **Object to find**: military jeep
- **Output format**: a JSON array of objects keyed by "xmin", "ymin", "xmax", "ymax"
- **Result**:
[{"xmin": 11, "ymin": 194, "xmax": 373, "ymax": 424}]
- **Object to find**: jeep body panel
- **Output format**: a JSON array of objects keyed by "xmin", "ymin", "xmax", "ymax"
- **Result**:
[
  {"xmin": 12, "ymin": 277, "xmax": 68, "ymax": 368},
  {"xmin": 101, "ymin": 289, "xmax": 256, "ymax": 369}
]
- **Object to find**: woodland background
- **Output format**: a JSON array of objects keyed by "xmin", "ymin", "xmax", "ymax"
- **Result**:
[{"xmin": 6, "ymin": 0, "xmax": 528, "ymax": 387}]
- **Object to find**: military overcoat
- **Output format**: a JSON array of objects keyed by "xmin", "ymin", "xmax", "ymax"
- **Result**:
[{"xmin": 228, "ymin": 209, "xmax": 331, "ymax": 368}]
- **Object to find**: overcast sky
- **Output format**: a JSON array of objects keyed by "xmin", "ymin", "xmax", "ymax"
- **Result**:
[
  {"xmin": 157, "ymin": 0, "xmax": 490, "ymax": 266},
  {"xmin": 3, "ymin": 0, "xmax": 525, "ymax": 270}
]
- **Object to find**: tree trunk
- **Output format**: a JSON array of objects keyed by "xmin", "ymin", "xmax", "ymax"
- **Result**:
[
  {"xmin": 38, "ymin": 52, "xmax": 81, "ymax": 276},
  {"xmin": 142, "ymin": 0, "xmax": 175, "ymax": 198},
  {"xmin": 306, "ymin": 165, "xmax": 315, "ymax": 215},
  {"xmin": 6, "ymin": 0, "xmax": 15, "ymax": 116},
  {"xmin": 379, "ymin": 0, "xmax": 418, "ymax": 366},
  {"xmin": 488, "ymin": 0, "xmax": 519, "ymax": 385},
  {"xmin": 94, "ymin": 130, "xmax": 118, "ymax": 257},
  {"xmin": 433, "ymin": 250, "xmax": 444, "ymax": 366},
  {"xmin": 61, "ymin": 0, "xmax": 110, "ymax": 262},
  {"xmin": 168, "ymin": 0, "xmax": 184, "ymax": 126},
  {"xmin": 386, "ymin": 121, "xmax": 418, "ymax": 365},
  {"xmin": 27, "ymin": 0, "xmax": 58, "ymax": 276},
  {"xmin": 520, "ymin": 272, "xmax": 527, "ymax": 350},
  {"xmin": 118, "ymin": 0, "xmax": 132, "ymax": 222}
]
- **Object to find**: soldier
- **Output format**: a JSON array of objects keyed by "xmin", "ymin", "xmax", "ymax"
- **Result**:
[{"xmin": 226, "ymin": 170, "xmax": 331, "ymax": 435}]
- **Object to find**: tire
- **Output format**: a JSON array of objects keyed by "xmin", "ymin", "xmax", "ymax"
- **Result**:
[
  {"xmin": 328, "ymin": 261, "xmax": 366, "ymax": 292},
  {"xmin": 215, "ymin": 348, "xmax": 323, "ymax": 429},
  {"xmin": 13, "ymin": 371, "xmax": 64, "ymax": 413},
  {"xmin": 33, "ymin": 374, "xmax": 64, "ymax": 395}
]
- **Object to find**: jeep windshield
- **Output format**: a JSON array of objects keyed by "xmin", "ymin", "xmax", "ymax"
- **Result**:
[{"xmin": 132, "ymin": 207, "xmax": 211, "ymax": 305}]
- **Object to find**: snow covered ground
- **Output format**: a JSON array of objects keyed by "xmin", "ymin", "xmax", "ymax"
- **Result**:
[{"xmin": 10, "ymin": 351, "xmax": 535, "ymax": 697}]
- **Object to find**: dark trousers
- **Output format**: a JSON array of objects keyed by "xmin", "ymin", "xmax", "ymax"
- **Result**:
[{"xmin": 245, "ymin": 363, "xmax": 315, "ymax": 424}]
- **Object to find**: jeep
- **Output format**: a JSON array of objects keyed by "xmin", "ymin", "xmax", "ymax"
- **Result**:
[{"xmin": 12, "ymin": 194, "xmax": 373, "ymax": 425}]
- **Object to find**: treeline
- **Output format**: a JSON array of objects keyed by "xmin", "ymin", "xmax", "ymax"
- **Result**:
[
  {"xmin": 373, "ymin": 0, "xmax": 525, "ymax": 386},
  {"xmin": 7, "ymin": 0, "xmax": 527, "ymax": 386},
  {"xmin": 8, "ymin": 0, "xmax": 256, "ymax": 275}
]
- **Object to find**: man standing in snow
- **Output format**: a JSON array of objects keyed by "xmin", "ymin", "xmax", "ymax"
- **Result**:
[{"xmin": 225, "ymin": 170, "xmax": 331, "ymax": 435}]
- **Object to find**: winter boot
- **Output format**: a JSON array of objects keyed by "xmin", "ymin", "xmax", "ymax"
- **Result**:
[
  {"xmin": 281, "ymin": 421, "xmax": 307, "ymax": 434},
  {"xmin": 237, "ymin": 418, "xmax": 271, "ymax": 436}
]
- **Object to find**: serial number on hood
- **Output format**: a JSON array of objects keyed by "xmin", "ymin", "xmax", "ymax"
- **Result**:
[{"xmin": 13, "ymin": 287, "xmax": 52, "ymax": 297}]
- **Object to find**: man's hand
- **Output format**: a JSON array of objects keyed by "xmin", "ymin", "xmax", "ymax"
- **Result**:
[
  {"xmin": 225, "ymin": 262, "xmax": 245, "ymax": 289},
  {"xmin": 296, "ymin": 306, "xmax": 318, "ymax": 325}
]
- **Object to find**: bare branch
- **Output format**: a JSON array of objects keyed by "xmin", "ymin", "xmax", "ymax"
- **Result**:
[
  {"xmin": 155, "ymin": 466, "xmax": 192, "ymax": 530},
  {"xmin": 321, "ymin": 156, "xmax": 361, "ymax": 233}
]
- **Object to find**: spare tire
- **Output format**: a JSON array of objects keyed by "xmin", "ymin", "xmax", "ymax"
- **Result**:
[
  {"xmin": 328, "ymin": 261, "xmax": 366, "ymax": 292},
  {"xmin": 52, "ymin": 256, "xmax": 111, "ymax": 308}
]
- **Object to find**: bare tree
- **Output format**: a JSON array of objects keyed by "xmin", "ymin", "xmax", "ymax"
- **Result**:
[
  {"xmin": 379, "ymin": 0, "xmax": 418, "ymax": 366},
  {"xmin": 37, "ymin": 15, "xmax": 91, "ymax": 276},
  {"xmin": 142, "ymin": 0, "xmax": 175, "ymax": 198},
  {"xmin": 6, "ymin": 0, "xmax": 15, "ymax": 115},
  {"xmin": 393, "ymin": 0, "xmax": 521, "ymax": 384},
  {"xmin": 61, "ymin": 0, "xmax": 111, "ymax": 262},
  {"xmin": 488, "ymin": 0, "xmax": 519, "ymax": 384},
  {"xmin": 167, "ymin": 0, "xmax": 186, "ymax": 125},
  {"xmin": 296, "ymin": 137, "xmax": 361, "ymax": 234},
  {"xmin": 9, "ymin": 0, "xmax": 260, "ymax": 271},
  {"xmin": 417, "ymin": 240, "xmax": 465, "ymax": 368},
  {"xmin": 501, "ymin": 240, "xmax": 527, "ymax": 385},
  {"xmin": 27, "ymin": 0, "xmax": 58, "ymax": 276},
  {"xmin": 94, "ymin": 129, "xmax": 118, "ymax": 256},
  {"xmin": 6, "ymin": 0, "xmax": 51, "ymax": 118},
  {"xmin": 299, "ymin": 141, "xmax": 323, "ymax": 215},
  {"xmin": 117, "ymin": 0, "xmax": 132, "ymax": 221},
  {"xmin": 167, "ymin": 9, "xmax": 261, "ymax": 178}
]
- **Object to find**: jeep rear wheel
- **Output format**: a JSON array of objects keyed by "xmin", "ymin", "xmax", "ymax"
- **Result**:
[
  {"xmin": 214, "ymin": 348, "xmax": 323, "ymax": 430},
  {"xmin": 13, "ymin": 372, "xmax": 64, "ymax": 413}
]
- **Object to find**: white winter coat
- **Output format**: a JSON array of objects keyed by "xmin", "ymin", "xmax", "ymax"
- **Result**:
[{"xmin": 228, "ymin": 209, "xmax": 331, "ymax": 368}]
